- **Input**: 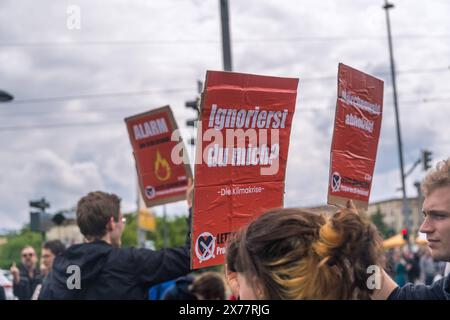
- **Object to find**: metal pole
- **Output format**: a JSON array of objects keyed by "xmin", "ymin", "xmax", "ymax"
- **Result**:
[
  {"xmin": 136, "ymin": 178, "xmax": 145, "ymax": 248},
  {"xmin": 42, "ymin": 206, "xmax": 47, "ymax": 243},
  {"xmin": 383, "ymin": 0, "xmax": 411, "ymax": 232},
  {"xmin": 220, "ymin": 0, "xmax": 233, "ymax": 71},
  {"xmin": 163, "ymin": 205, "xmax": 168, "ymax": 248},
  {"xmin": 414, "ymin": 181, "xmax": 424, "ymax": 231}
]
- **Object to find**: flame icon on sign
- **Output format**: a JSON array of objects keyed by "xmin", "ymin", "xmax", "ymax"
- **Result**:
[{"xmin": 154, "ymin": 150, "xmax": 171, "ymax": 181}]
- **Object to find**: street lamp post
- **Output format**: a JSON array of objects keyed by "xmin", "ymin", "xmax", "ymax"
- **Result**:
[
  {"xmin": 382, "ymin": 1, "xmax": 411, "ymax": 233},
  {"xmin": 220, "ymin": 0, "xmax": 233, "ymax": 71},
  {"xmin": 0, "ymin": 89, "xmax": 14, "ymax": 102}
]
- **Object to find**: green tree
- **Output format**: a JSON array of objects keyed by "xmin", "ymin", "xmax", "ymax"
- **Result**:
[
  {"xmin": 121, "ymin": 212, "xmax": 189, "ymax": 249},
  {"xmin": 152, "ymin": 215, "xmax": 189, "ymax": 249},
  {"xmin": 0, "ymin": 227, "xmax": 42, "ymax": 269},
  {"xmin": 121, "ymin": 212, "xmax": 138, "ymax": 247},
  {"xmin": 370, "ymin": 206, "xmax": 396, "ymax": 239}
]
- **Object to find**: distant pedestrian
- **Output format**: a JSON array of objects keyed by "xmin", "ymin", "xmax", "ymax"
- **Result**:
[{"xmin": 10, "ymin": 246, "xmax": 42, "ymax": 300}]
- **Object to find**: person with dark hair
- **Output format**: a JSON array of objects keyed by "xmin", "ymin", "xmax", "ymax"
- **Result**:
[
  {"xmin": 40, "ymin": 180, "xmax": 194, "ymax": 299},
  {"xmin": 374, "ymin": 158, "xmax": 450, "ymax": 300},
  {"xmin": 225, "ymin": 205, "xmax": 383, "ymax": 299},
  {"xmin": 191, "ymin": 272, "xmax": 226, "ymax": 300},
  {"xmin": 162, "ymin": 272, "xmax": 226, "ymax": 300},
  {"xmin": 10, "ymin": 246, "xmax": 42, "ymax": 300},
  {"xmin": 41, "ymin": 240, "xmax": 66, "ymax": 277},
  {"xmin": 162, "ymin": 275, "xmax": 197, "ymax": 300},
  {"xmin": 31, "ymin": 240, "xmax": 66, "ymax": 299},
  {"xmin": 225, "ymin": 237, "xmax": 239, "ymax": 299}
]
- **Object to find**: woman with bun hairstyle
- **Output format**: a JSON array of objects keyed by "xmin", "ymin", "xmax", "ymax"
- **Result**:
[{"xmin": 225, "ymin": 203, "xmax": 383, "ymax": 300}]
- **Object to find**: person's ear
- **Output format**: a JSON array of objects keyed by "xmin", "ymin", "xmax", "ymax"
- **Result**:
[
  {"xmin": 106, "ymin": 216, "xmax": 115, "ymax": 231},
  {"xmin": 253, "ymin": 277, "xmax": 265, "ymax": 300}
]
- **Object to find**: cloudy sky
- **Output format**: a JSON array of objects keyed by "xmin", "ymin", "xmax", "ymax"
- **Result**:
[{"xmin": 0, "ymin": 0, "xmax": 449, "ymax": 230}]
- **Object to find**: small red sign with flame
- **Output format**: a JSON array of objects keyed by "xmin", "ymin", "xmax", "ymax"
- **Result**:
[{"xmin": 125, "ymin": 106, "xmax": 192, "ymax": 207}]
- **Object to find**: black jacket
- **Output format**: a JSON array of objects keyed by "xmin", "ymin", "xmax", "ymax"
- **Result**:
[
  {"xmin": 0, "ymin": 286, "xmax": 6, "ymax": 300},
  {"xmin": 388, "ymin": 273, "xmax": 450, "ymax": 300},
  {"xmin": 13, "ymin": 265, "xmax": 42, "ymax": 300},
  {"xmin": 39, "ymin": 241, "xmax": 190, "ymax": 300}
]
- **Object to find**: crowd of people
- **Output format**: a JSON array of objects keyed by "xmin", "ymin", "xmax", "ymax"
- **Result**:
[
  {"xmin": 385, "ymin": 247, "xmax": 447, "ymax": 287},
  {"xmin": 1, "ymin": 158, "xmax": 449, "ymax": 300}
]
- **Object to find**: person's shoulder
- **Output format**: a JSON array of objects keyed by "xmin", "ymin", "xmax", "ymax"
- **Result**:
[
  {"xmin": 107, "ymin": 246, "xmax": 150, "ymax": 264},
  {"xmin": 389, "ymin": 276, "xmax": 449, "ymax": 300},
  {"xmin": 442, "ymin": 272, "xmax": 450, "ymax": 299}
]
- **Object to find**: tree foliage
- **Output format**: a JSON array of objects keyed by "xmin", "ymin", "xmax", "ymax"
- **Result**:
[
  {"xmin": 0, "ymin": 227, "xmax": 42, "ymax": 269},
  {"xmin": 370, "ymin": 206, "xmax": 396, "ymax": 239}
]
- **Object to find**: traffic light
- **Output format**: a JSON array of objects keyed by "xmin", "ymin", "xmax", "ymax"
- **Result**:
[
  {"xmin": 29, "ymin": 197, "xmax": 52, "ymax": 234},
  {"xmin": 422, "ymin": 150, "xmax": 432, "ymax": 171},
  {"xmin": 401, "ymin": 228, "xmax": 408, "ymax": 241},
  {"xmin": 30, "ymin": 211, "xmax": 42, "ymax": 232},
  {"xmin": 185, "ymin": 80, "xmax": 203, "ymax": 146},
  {"xmin": 185, "ymin": 98, "xmax": 200, "ymax": 113},
  {"xmin": 29, "ymin": 211, "xmax": 53, "ymax": 232},
  {"xmin": 186, "ymin": 119, "xmax": 197, "ymax": 127}
]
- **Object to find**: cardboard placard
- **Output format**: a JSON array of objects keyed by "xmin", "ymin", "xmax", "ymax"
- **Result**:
[
  {"xmin": 125, "ymin": 106, "xmax": 192, "ymax": 207},
  {"xmin": 328, "ymin": 63, "xmax": 384, "ymax": 210},
  {"xmin": 192, "ymin": 70, "xmax": 299, "ymax": 269}
]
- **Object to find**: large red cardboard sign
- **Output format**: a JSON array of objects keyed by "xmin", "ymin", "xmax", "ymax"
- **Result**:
[
  {"xmin": 328, "ymin": 63, "xmax": 384, "ymax": 210},
  {"xmin": 192, "ymin": 71, "xmax": 299, "ymax": 269},
  {"xmin": 125, "ymin": 106, "xmax": 192, "ymax": 207}
]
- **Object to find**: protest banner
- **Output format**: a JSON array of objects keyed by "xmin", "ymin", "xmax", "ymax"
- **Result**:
[
  {"xmin": 125, "ymin": 106, "xmax": 192, "ymax": 207},
  {"xmin": 328, "ymin": 63, "xmax": 384, "ymax": 210},
  {"xmin": 192, "ymin": 70, "xmax": 299, "ymax": 269}
]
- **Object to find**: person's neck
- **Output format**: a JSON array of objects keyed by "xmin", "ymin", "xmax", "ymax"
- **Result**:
[
  {"xmin": 86, "ymin": 234, "xmax": 112, "ymax": 245},
  {"xmin": 25, "ymin": 265, "xmax": 35, "ymax": 277},
  {"xmin": 100, "ymin": 234, "xmax": 112, "ymax": 245},
  {"xmin": 26, "ymin": 265, "xmax": 34, "ymax": 271}
]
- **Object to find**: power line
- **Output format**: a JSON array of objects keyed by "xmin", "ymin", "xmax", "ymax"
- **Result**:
[
  {"xmin": 2, "ymin": 92, "xmax": 450, "ymax": 118},
  {"xmin": 301, "ymin": 65, "xmax": 450, "ymax": 82},
  {"xmin": 4, "ymin": 66, "xmax": 449, "ymax": 106},
  {"xmin": 9, "ymin": 88, "xmax": 195, "ymax": 105},
  {"xmin": 0, "ymin": 121, "xmax": 119, "ymax": 132},
  {"xmin": 1, "ymin": 35, "xmax": 450, "ymax": 47},
  {"xmin": 1, "ymin": 97, "xmax": 449, "ymax": 132}
]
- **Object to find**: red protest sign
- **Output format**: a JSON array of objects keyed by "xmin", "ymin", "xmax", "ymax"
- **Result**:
[
  {"xmin": 328, "ymin": 63, "xmax": 384, "ymax": 210},
  {"xmin": 125, "ymin": 106, "xmax": 192, "ymax": 207},
  {"xmin": 191, "ymin": 71, "xmax": 299, "ymax": 269}
]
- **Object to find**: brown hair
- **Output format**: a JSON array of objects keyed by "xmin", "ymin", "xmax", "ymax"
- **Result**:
[
  {"xmin": 76, "ymin": 191, "xmax": 121, "ymax": 240},
  {"xmin": 228, "ymin": 208, "xmax": 382, "ymax": 300},
  {"xmin": 421, "ymin": 158, "xmax": 450, "ymax": 196},
  {"xmin": 43, "ymin": 240, "xmax": 66, "ymax": 256},
  {"xmin": 191, "ymin": 272, "xmax": 226, "ymax": 300}
]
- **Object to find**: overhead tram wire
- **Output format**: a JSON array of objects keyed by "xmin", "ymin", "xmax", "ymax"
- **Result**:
[
  {"xmin": 1, "ymin": 96, "xmax": 449, "ymax": 132},
  {"xmin": 3, "ymin": 65, "xmax": 449, "ymax": 108},
  {"xmin": 9, "ymin": 88, "xmax": 195, "ymax": 105},
  {"xmin": 1, "ymin": 34, "xmax": 450, "ymax": 48}
]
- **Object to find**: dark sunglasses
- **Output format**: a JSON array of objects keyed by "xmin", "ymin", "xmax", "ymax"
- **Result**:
[{"xmin": 22, "ymin": 253, "xmax": 35, "ymax": 257}]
